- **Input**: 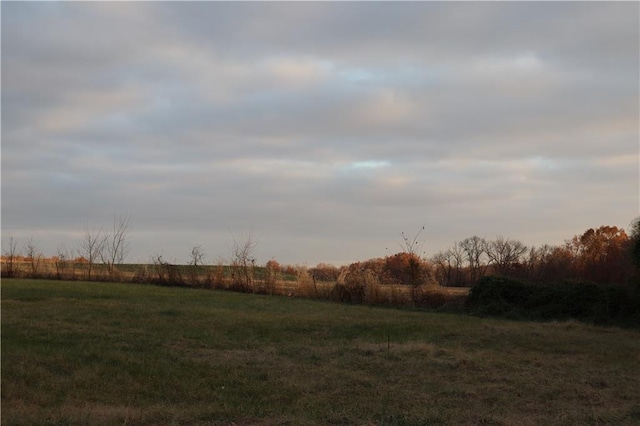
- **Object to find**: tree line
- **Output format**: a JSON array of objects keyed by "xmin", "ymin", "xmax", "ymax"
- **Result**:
[
  {"xmin": 3, "ymin": 216, "xmax": 639, "ymax": 291},
  {"xmin": 308, "ymin": 218, "xmax": 640, "ymax": 289},
  {"xmin": 430, "ymin": 224, "xmax": 637, "ymax": 287}
]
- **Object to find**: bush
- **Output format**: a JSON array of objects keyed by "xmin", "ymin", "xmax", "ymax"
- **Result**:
[
  {"xmin": 466, "ymin": 276, "xmax": 640, "ymax": 327},
  {"xmin": 329, "ymin": 283, "xmax": 352, "ymax": 303},
  {"xmin": 151, "ymin": 256, "xmax": 186, "ymax": 287},
  {"xmin": 342, "ymin": 268, "xmax": 380, "ymax": 304}
]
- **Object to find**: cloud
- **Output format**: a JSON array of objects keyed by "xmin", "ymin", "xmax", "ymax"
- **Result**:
[{"xmin": 2, "ymin": 2, "xmax": 638, "ymax": 265}]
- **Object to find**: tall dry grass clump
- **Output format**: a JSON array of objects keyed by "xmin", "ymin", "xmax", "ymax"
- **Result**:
[
  {"xmin": 294, "ymin": 266, "xmax": 318, "ymax": 298},
  {"xmin": 207, "ymin": 258, "xmax": 228, "ymax": 290}
]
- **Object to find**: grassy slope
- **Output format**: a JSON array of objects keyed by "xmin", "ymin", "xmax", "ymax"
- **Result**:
[{"xmin": 2, "ymin": 279, "xmax": 639, "ymax": 425}]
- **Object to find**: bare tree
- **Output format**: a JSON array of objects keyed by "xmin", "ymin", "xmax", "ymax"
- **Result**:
[
  {"xmin": 189, "ymin": 245, "xmax": 205, "ymax": 267},
  {"xmin": 55, "ymin": 244, "xmax": 72, "ymax": 280},
  {"xmin": 432, "ymin": 250, "xmax": 455, "ymax": 287},
  {"xmin": 101, "ymin": 214, "xmax": 131, "ymax": 278},
  {"xmin": 460, "ymin": 236, "xmax": 488, "ymax": 284},
  {"xmin": 486, "ymin": 236, "xmax": 527, "ymax": 276},
  {"xmin": 187, "ymin": 245, "xmax": 206, "ymax": 286},
  {"xmin": 231, "ymin": 232, "xmax": 258, "ymax": 291},
  {"xmin": 397, "ymin": 225, "xmax": 427, "ymax": 286},
  {"xmin": 24, "ymin": 237, "xmax": 42, "ymax": 278},
  {"xmin": 398, "ymin": 225, "xmax": 426, "ymax": 258},
  {"xmin": 2, "ymin": 236, "xmax": 21, "ymax": 278},
  {"xmin": 431, "ymin": 240, "xmax": 467, "ymax": 287},
  {"xmin": 79, "ymin": 225, "xmax": 105, "ymax": 281},
  {"xmin": 448, "ymin": 242, "xmax": 466, "ymax": 286}
]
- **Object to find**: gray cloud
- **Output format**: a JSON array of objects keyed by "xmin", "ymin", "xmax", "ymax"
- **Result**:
[{"xmin": 2, "ymin": 2, "xmax": 638, "ymax": 265}]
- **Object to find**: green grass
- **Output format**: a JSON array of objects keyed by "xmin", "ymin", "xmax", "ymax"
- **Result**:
[{"xmin": 2, "ymin": 279, "xmax": 640, "ymax": 425}]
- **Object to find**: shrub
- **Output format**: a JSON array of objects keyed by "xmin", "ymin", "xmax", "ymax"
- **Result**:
[
  {"xmin": 329, "ymin": 283, "xmax": 352, "ymax": 303},
  {"xmin": 342, "ymin": 268, "xmax": 380, "ymax": 304},
  {"xmin": 294, "ymin": 267, "xmax": 318, "ymax": 298},
  {"xmin": 151, "ymin": 256, "xmax": 186, "ymax": 287},
  {"xmin": 466, "ymin": 276, "xmax": 640, "ymax": 326}
]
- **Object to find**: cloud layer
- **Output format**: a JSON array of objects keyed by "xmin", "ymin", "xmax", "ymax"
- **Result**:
[{"xmin": 2, "ymin": 2, "xmax": 638, "ymax": 265}]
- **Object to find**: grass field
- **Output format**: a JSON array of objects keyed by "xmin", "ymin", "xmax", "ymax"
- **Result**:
[{"xmin": 2, "ymin": 279, "xmax": 640, "ymax": 425}]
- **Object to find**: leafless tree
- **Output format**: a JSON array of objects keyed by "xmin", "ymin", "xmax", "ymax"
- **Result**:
[
  {"xmin": 187, "ymin": 245, "xmax": 206, "ymax": 286},
  {"xmin": 79, "ymin": 225, "xmax": 105, "ymax": 281},
  {"xmin": 431, "ymin": 241, "xmax": 467, "ymax": 286},
  {"xmin": 398, "ymin": 225, "xmax": 426, "ymax": 257},
  {"xmin": 101, "ymin": 214, "xmax": 131, "ymax": 278},
  {"xmin": 526, "ymin": 244, "xmax": 557, "ymax": 282},
  {"xmin": 460, "ymin": 236, "xmax": 488, "ymax": 284},
  {"xmin": 486, "ymin": 236, "xmax": 527, "ymax": 276},
  {"xmin": 397, "ymin": 225, "xmax": 427, "ymax": 286},
  {"xmin": 189, "ymin": 245, "xmax": 205, "ymax": 267},
  {"xmin": 448, "ymin": 242, "xmax": 466, "ymax": 286},
  {"xmin": 55, "ymin": 244, "xmax": 72, "ymax": 280},
  {"xmin": 24, "ymin": 238, "xmax": 43, "ymax": 277},
  {"xmin": 231, "ymin": 232, "xmax": 258, "ymax": 290},
  {"xmin": 2, "ymin": 236, "xmax": 20, "ymax": 278}
]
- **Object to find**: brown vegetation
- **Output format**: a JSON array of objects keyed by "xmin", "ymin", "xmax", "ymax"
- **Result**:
[
  {"xmin": 2, "ymin": 218, "xmax": 639, "ymax": 314},
  {"xmin": 431, "ymin": 224, "xmax": 638, "ymax": 287}
]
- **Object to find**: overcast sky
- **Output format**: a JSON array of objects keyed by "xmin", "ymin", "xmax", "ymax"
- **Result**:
[{"xmin": 2, "ymin": 2, "xmax": 638, "ymax": 266}]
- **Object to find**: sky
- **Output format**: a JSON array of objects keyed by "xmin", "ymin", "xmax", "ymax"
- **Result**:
[{"xmin": 2, "ymin": 2, "xmax": 639, "ymax": 266}]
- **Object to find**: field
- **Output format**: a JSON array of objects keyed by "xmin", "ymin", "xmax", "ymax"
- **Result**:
[{"xmin": 2, "ymin": 279, "xmax": 640, "ymax": 425}]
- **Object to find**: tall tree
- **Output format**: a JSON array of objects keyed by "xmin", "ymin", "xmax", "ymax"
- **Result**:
[
  {"xmin": 486, "ymin": 236, "xmax": 527, "ymax": 277},
  {"xmin": 567, "ymin": 225, "xmax": 629, "ymax": 284},
  {"xmin": 460, "ymin": 236, "xmax": 488, "ymax": 284},
  {"xmin": 629, "ymin": 217, "xmax": 640, "ymax": 269}
]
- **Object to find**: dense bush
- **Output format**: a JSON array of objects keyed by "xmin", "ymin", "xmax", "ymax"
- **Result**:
[{"xmin": 466, "ymin": 276, "xmax": 640, "ymax": 327}]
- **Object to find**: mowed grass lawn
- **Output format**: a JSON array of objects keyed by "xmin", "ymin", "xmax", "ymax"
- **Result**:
[{"xmin": 2, "ymin": 279, "xmax": 639, "ymax": 425}]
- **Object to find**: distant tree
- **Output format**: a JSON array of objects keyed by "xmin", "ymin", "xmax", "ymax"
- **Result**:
[
  {"xmin": 449, "ymin": 242, "xmax": 467, "ymax": 285},
  {"xmin": 309, "ymin": 263, "xmax": 340, "ymax": 282},
  {"xmin": 524, "ymin": 244, "xmax": 554, "ymax": 283},
  {"xmin": 189, "ymin": 245, "xmax": 205, "ymax": 267},
  {"xmin": 231, "ymin": 232, "xmax": 258, "ymax": 290},
  {"xmin": 567, "ymin": 225, "xmax": 629, "ymax": 284},
  {"xmin": 101, "ymin": 214, "xmax": 131, "ymax": 278},
  {"xmin": 629, "ymin": 216, "xmax": 640, "ymax": 269},
  {"xmin": 281, "ymin": 264, "xmax": 299, "ymax": 278},
  {"xmin": 431, "ymin": 241, "xmax": 466, "ymax": 286},
  {"xmin": 186, "ymin": 245, "xmax": 206, "ymax": 286},
  {"xmin": 385, "ymin": 252, "xmax": 432, "ymax": 286},
  {"xmin": 2, "ymin": 236, "xmax": 20, "ymax": 278},
  {"xmin": 79, "ymin": 225, "xmax": 105, "ymax": 281},
  {"xmin": 266, "ymin": 259, "xmax": 282, "ymax": 273},
  {"xmin": 24, "ymin": 237, "xmax": 43, "ymax": 278},
  {"xmin": 460, "ymin": 236, "xmax": 488, "ymax": 284},
  {"xmin": 54, "ymin": 245, "xmax": 72, "ymax": 280},
  {"xmin": 486, "ymin": 236, "xmax": 527, "ymax": 277},
  {"xmin": 397, "ymin": 225, "xmax": 427, "ymax": 286},
  {"xmin": 546, "ymin": 245, "xmax": 576, "ymax": 282},
  {"xmin": 431, "ymin": 251, "xmax": 449, "ymax": 286}
]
